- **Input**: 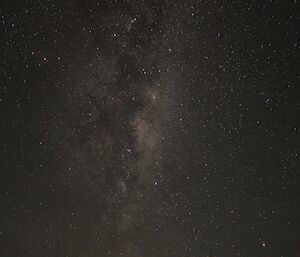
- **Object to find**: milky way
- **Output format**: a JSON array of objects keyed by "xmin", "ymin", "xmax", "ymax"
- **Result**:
[{"xmin": 0, "ymin": 1, "xmax": 299, "ymax": 257}]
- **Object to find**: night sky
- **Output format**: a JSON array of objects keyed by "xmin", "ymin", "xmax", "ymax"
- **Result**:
[{"xmin": 0, "ymin": 1, "xmax": 299, "ymax": 256}]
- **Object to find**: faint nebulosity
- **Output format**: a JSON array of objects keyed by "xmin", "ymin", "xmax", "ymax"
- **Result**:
[{"xmin": 0, "ymin": 1, "xmax": 299, "ymax": 257}]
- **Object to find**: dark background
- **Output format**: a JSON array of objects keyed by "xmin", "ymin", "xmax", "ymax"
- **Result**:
[{"xmin": 0, "ymin": 1, "xmax": 299, "ymax": 256}]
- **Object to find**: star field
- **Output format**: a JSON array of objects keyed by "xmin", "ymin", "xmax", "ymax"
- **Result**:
[{"xmin": 0, "ymin": 1, "xmax": 299, "ymax": 256}]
